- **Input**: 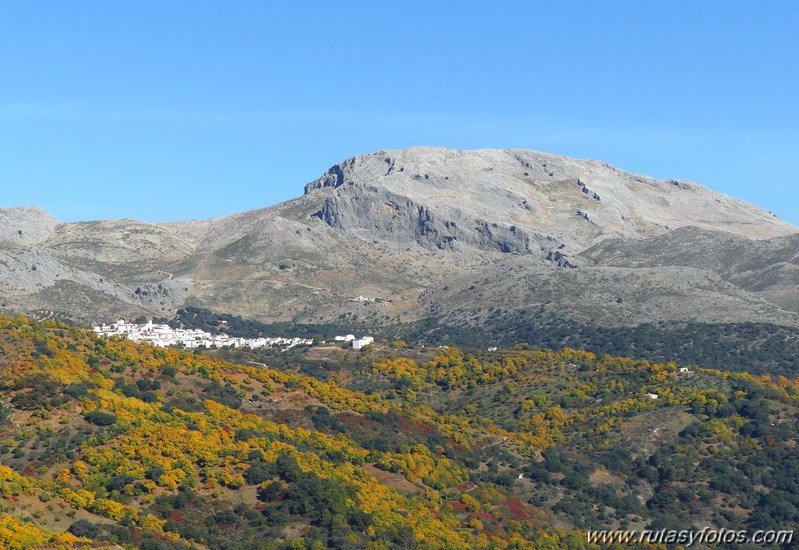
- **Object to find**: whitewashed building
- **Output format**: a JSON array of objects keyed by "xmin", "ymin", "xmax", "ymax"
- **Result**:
[{"xmin": 352, "ymin": 336, "xmax": 375, "ymax": 350}]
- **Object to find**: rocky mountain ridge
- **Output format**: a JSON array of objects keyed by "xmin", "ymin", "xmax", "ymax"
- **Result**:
[
  {"xmin": 305, "ymin": 147, "xmax": 793, "ymax": 250},
  {"xmin": 1, "ymin": 147, "xmax": 797, "ymax": 337}
]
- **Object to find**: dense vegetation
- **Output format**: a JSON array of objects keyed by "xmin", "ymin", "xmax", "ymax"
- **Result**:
[
  {"xmin": 169, "ymin": 306, "xmax": 799, "ymax": 376},
  {"xmin": 398, "ymin": 313, "xmax": 799, "ymax": 376},
  {"xmin": 169, "ymin": 307, "xmax": 362, "ymax": 341},
  {"xmin": 1, "ymin": 315, "xmax": 798, "ymax": 548}
]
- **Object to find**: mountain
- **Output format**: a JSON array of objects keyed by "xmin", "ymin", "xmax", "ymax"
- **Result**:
[
  {"xmin": 1, "ymin": 147, "xmax": 798, "ymax": 369},
  {"xmin": 304, "ymin": 147, "xmax": 793, "ymax": 250}
]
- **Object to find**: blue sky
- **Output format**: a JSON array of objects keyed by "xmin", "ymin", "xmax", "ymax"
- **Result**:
[{"xmin": 1, "ymin": 1, "xmax": 798, "ymax": 225}]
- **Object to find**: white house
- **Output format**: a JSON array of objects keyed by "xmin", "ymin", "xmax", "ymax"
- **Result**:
[{"xmin": 352, "ymin": 336, "xmax": 375, "ymax": 350}]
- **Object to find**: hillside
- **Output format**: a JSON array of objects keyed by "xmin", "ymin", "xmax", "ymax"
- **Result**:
[{"xmin": 1, "ymin": 316, "xmax": 798, "ymax": 548}]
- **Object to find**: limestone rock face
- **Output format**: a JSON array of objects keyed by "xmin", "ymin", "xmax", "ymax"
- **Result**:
[
  {"xmin": 0, "ymin": 207, "xmax": 61, "ymax": 245},
  {"xmin": 304, "ymin": 147, "xmax": 795, "ymax": 257},
  {"xmin": 1, "ymin": 147, "xmax": 798, "ymax": 329},
  {"xmin": 311, "ymin": 185, "xmax": 556, "ymax": 256}
]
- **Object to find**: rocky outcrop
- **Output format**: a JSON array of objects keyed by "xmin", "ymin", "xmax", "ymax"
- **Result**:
[
  {"xmin": 312, "ymin": 184, "xmax": 560, "ymax": 256},
  {"xmin": 0, "ymin": 207, "xmax": 60, "ymax": 245},
  {"xmin": 0, "ymin": 246, "xmax": 189, "ymax": 315},
  {"xmin": 304, "ymin": 147, "xmax": 797, "ymax": 256}
]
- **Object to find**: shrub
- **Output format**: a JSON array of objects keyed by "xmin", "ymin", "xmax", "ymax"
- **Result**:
[
  {"xmin": 68, "ymin": 519, "xmax": 99, "ymax": 538},
  {"xmin": 84, "ymin": 411, "xmax": 117, "ymax": 426}
]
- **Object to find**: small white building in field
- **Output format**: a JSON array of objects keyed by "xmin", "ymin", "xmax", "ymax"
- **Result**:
[
  {"xmin": 352, "ymin": 336, "xmax": 375, "ymax": 350},
  {"xmin": 335, "ymin": 334, "xmax": 356, "ymax": 342}
]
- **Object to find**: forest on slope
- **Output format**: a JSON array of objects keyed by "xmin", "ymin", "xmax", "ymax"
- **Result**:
[
  {"xmin": 0, "ymin": 316, "xmax": 798, "ymax": 548},
  {"xmin": 172, "ymin": 306, "xmax": 799, "ymax": 376}
]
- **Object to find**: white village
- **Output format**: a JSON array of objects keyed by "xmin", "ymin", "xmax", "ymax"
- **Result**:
[
  {"xmin": 92, "ymin": 319, "xmax": 314, "ymax": 350},
  {"xmin": 92, "ymin": 319, "xmax": 376, "ymax": 352}
]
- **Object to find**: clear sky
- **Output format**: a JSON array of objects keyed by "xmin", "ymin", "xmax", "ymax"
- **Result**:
[{"xmin": 1, "ymin": 1, "xmax": 798, "ymax": 225}]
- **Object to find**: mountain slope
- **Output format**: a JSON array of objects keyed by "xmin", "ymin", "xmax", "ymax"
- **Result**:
[
  {"xmin": 2, "ymin": 317, "xmax": 799, "ymax": 548},
  {"xmin": 581, "ymin": 227, "xmax": 799, "ymax": 312}
]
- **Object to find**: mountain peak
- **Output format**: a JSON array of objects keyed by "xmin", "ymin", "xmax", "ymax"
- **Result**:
[
  {"xmin": 303, "ymin": 147, "xmax": 796, "ymax": 258},
  {"xmin": 0, "ymin": 206, "xmax": 61, "ymax": 245}
]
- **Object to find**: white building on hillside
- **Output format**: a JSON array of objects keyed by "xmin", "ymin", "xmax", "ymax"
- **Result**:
[{"xmin": 352, "ymin": 336, "xmax": 375, "ymax": 350}]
